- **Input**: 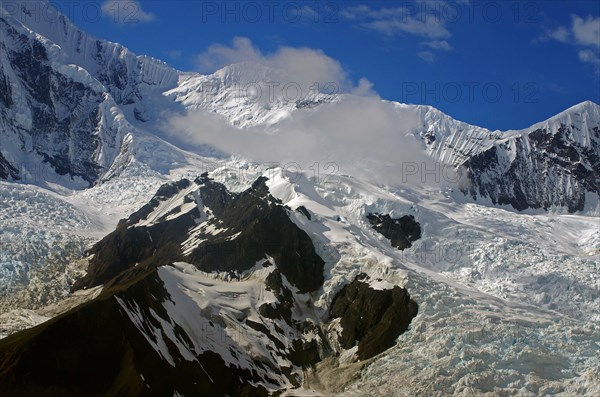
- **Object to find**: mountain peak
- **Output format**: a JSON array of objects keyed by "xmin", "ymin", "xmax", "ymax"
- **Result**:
[
  {"xmin": 573, "ymin": 99, "xmax": 599, "ymax": 109},
  {"xmin": 528, "ymin": 99, "xmax": 600, "ymax": 135},
  {"xmin": 556, "ymin": 100, "xmax": 600, "ymax": 119},
  {"xmin": 212, "ymin": 61, "xmax": 287, "ymax": 84}
]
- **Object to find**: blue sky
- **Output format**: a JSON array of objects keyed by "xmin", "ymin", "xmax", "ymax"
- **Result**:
[{"xmin": 51, "ymin": 0, "xmax": 600, "ymax": 130}]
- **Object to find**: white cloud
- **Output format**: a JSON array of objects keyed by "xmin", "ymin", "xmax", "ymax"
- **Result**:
[
  {"xmin": 579, "ymin": 49, "xmax": 600, "ymax": 66},
  {"xmin": 101, "ymin": 0, "xmax": 155, "ymax": 24},
  {"xmin": 341, "ymin": 5, "xmax": 452, "ymax": 62},
  {"xmin": 194, "ymin": 37, "xmax": 370, "ymax": 94},
  {"xmin": 572, "ymin": 15, "xmax": 600, "ymax": 48},
  {"xmin": 196, "ymin": 37, "xmax": 262, "ymax": 71},
  {"xmin": 542, "ymin": 14, "xmax": 600, "ymax": 72},
  {"xmin": 351, "ymin": 78, "xmax": 377, "ymax": 97},
  {"xmin": 418, "ymin": 51, "xmax": 435, "ymax": 63},
  {"xmin": 422, "ymin": 40, "xmax": 453, "ymax": 51},
  {"xmin": 162, "ymin": 96, "xmax": 440, "ymax": 187},
  {"xmin": 344, "ymin": 6, "xmax": 450, "ymax": 39},
  {"xmin": 340, "ymin": 5, "xmax": 371, "ymax": 20},
  {"xmin": 547, "ymin": 26, "xmax": 570, "ymax": 43}
]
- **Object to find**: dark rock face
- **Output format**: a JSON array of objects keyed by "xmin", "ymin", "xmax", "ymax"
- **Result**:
[
  {"xmin": 0, "ymin": 16, "xmax": 115, "ymax": 186},
  {"xmin": 0, "ymin": 177, "xmax": 334, "ymax": 394},
  {"xmin": 289, "ymin": 339, "xmax": 321, "ymax": 367},
  {"xmin": 0, "ymin": 65, "xmax": 13, "ymax": 108},
  {"xmin": 424, "ymin": 130, "xmax": 436, "ymax": 145},
  {"xmin": 461, "ymin": 123, "xmax": 600, "ymax": 213},
  {"xmin": 0, "ymin": 152, "xmax": 19, "ymax": 180},
  {"xmin": 0, "ymin": 176, "xmax": 421, "ymax": 394},
  {"xmin": 0, "ymin": 268, "xmax": 269, "ymax": 397},
  {"xmin": 75, "ymin": 176, "xmax": 325, "ymax": 293},
  {"xmin": 189, "ymin": 177, "xmax": 324, "ymax": 293},
  {"xmin": 367, "ymin": 213, "xmax": 421, "ymax": 250},
  {"xmin": 330, "ymin": 275, "xmax": 418, "ymax": 360},
  {"xmin": 296, "ymin": 205, "xmax": 312, "ymax": 220},
  {"xmin": 260, "ymin": 268, "xmax": 295, "ymax": 323},
  {"xmin": 295, "ymin": 96, "xmax": 336, "ymax": 109}
]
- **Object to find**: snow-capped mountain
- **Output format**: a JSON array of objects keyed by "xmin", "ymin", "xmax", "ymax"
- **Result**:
[
  {"xmin": 0, "ymin": 3, "xmax": 200, "ymax": 188},
  {"xmin": 165, "ymin": 62, "xmax": 340, "ymax": 128},
  {"xmin": 0, "ymin": 172, "xmax": 420, "ymax": 395},
  {"xmin": 3, "ymin": 1, "xmax": 179, "ymax": 111},
  {"xmin": 2, "ymin": 1, "xmax": 599, "ymax": 213},
  {"xmin": 0, "ymin": 8, "xmax": 128, "ymax": 185},
  {"xmin": 1, "ymin": 3, "xmax": 599, "ymax": 396},
  {"xmin": 460, "ymin": 101, "xmax": 600, "ymax": 212}
]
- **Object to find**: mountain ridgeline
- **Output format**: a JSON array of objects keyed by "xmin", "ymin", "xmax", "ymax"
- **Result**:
[
  {"xmin": 1, "ymin": 3, "xmax": 599, "ymax": 212},
  {"xmin": 1, "ymin": 3, "xmax": 599, "ymax": 396},
  {"xmin": 74, "ymin": 174, "xmax": 325, "ymax": 293},
  {"xmin": 0, "ymin": 175, "xmax": 420, "ymax": 395},
  {"xmin": 458, "ymin": 102, "xmax": 600, "ymax": 212}
]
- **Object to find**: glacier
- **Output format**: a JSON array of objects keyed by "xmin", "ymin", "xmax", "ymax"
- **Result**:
[{"xmin": 0, "ymin": 2, "xmax": 598, "ymax": 396}]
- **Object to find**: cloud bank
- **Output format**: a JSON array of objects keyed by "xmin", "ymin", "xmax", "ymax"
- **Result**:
[
  {"xmin": 542, "ymin": 14, "xmax": 600, "ymax": 71},
  {"xmin": 195, "ymin": 37, "xmax": 366, "ymax": 94},
  {"xmin": 341, "ymin": 4, "xmax": 454, "ymax": 63},
  {"xmin": 162, "ymin": 96, "xmax": 443, "ymax": 187}
]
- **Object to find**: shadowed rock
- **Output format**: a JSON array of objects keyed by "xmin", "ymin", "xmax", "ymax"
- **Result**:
[
  {"xmin": 74, "ymin": 177, "xmax": 325, "ymax": 293},
  {"xmin": 330, "ymin": 274, "xmax": 418, "ymax": 360},
  {"xmin": 367, "ymin": 213, "xmax": 421, "ymax": 250}
]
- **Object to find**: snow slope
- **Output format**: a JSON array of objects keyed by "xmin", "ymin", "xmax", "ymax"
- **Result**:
[
  {"xmin": 116, "ymin": 261, "xmax": 304, "ymax": 390},
  {"xmin": 165, "ymin": 62, "xmax": 339, "ymax": 128},
  {"xmin": 227, "ymin": 165, "xmax": 599, "ymax": 396},
  {"xmin": 461, "ymin": 101, "xmax": 600, "ymax": 213},
  {"xmin": 161, "ymin": 164, "xmax": 600, "ymax": 395},
  {"xmin": 0, "ymin": 156, "xmax": 210, "ymax": 318},
  {"xmin": 3, "ymin": 1, "xmax": 599, "ymax": 212},
  {"xmin": 1, "ymin": 159, "xmax": 598, "ymax": 395},
  {"xmin": 0, "ymin": 3, "xmax": 599, "ymax": 395},
  {"xmin": 118, "ymin": 162, "xmax": 595, "ymax": 396}
]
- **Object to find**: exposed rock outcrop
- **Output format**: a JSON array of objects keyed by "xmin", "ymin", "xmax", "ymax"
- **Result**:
[
  {"xmin": 367, "ymin": 213, "xmax": 421, "ymax": 250},
  {"xmin": 330, "ymin": 274, "xmax": 419, "ymax": 360}
]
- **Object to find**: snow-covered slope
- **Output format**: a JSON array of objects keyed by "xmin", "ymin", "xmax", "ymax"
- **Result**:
[
  {"xmin": 215, "ymin": 165, "xmax": 600, "ymax": 396},
  {"xmin": 0, "ymin": 4, "xmax": 599, "ymax": 396},
  {"xmin": 3, "ymin": 1, "xmax": 599, "ymax": 212},
  {"xmin": 0, "ymin": 181, "xmax": 98, "ymax": 319},
  {"xmin": 0, "ymin": 9, "xmax": 127, "ymax": 185},
  {"xmin": 388, "ymin": 101, "xmax": 507, "ymax": 166},
  {"xmin": 0, "ymin": 170, "xmax": 421, "ymax": 395},
  {"xmin": 461, "ymin": 101, "xmax": 600, "ymax": 212},
  {"xmin": 2, "ymin": 163, "xmax": 597, "ymax": 396},
  {"xmin": 0, "ymin": 3, "xmax": 202, "ymax": 189},
  {"xmin": 3, "ymin": 1, "xmax": 179, "ymax": 112},
  {"xmin": 165, "ymin": 62, "xmax": 339, "ymax": 128}
]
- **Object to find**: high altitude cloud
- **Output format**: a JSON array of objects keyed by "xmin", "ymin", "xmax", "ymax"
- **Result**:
[
  {"xmin": 572, "ymin": 15, "xmax": 600, "ymax": 47},
  {"xmin": 162, "ymin": 96, "xmax": 439, "ymax": 187},
  {"xmin": 417, "ymin": 51, "xmax": 435, "ymax": 63},
  {"xmin": 194, "ymin": 37, "xmax": 374, "ymax": 96},
  {"xmin": 341, "ymin": 4, "xmax": 452, "ymax": 62},
  {"xmin": 101, "ymin": 0, "xmax": 155, "ymax": 24},
  {"xmin": 578, "ymin": 49, "xmax": 600, "ymax": 67},
  {"xmin": 422, "ymin": 40, "xmax": 453, "ymax": 51},
  {"xmin": 543, "ymin": 15, "xmax": 600, "ymax": 72},
  {"xmin": 342, "ymin": 5, "xmax": 450, "ymax": 39}
]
